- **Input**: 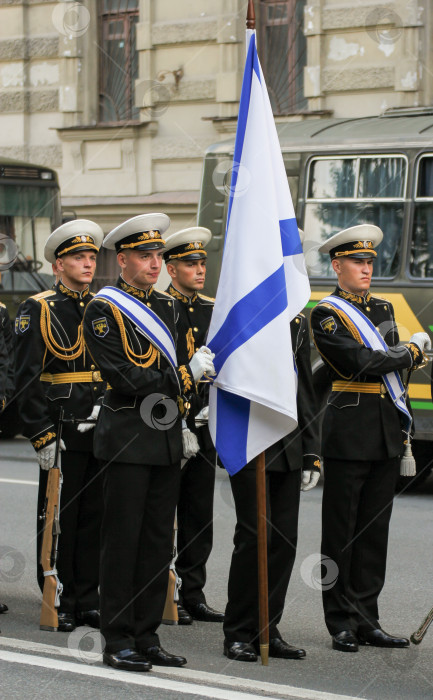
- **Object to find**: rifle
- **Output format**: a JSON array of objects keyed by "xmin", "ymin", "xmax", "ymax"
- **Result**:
[
  {"xmin": 162, "ymin": 515, "xmax": 181, "ymax": 625},
  {"xmin": 39, "ymin": 407, "xmax": 64, "ymax": 631},
  {"xmin": 410, "ymin": 605, "xmax": 433, "ymax": 645}
]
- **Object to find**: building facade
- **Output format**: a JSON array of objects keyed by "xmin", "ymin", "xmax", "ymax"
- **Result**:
[{"xmin": 0, "ymin": 0, "xmax": 431, "ymax": 280}]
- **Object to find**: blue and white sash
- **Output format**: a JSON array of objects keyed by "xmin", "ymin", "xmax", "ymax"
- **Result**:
[
  {"xmin": 320, "ymin": 295, "xmax": 412, "ymax": 431},
  {"xmin": 95, "ymin": 286, "xmax": 178, "ymax": 370}
]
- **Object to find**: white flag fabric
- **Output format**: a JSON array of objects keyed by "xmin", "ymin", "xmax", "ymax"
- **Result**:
[{"xmin": 207, "ymin": 32, "xmax": 310, "ymax": 476}]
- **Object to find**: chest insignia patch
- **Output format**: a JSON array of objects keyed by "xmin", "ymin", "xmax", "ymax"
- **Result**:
[
  {"xmin": 18, "ymin": 315, "xmax": 30, "ymax": 333},
  {"xmin": 92, "ymin": 317, "xmax": 109, "ymax": 338},
  {"xmin": 320, "ymin": 316, "xmax": 337, "ymax": 334}
]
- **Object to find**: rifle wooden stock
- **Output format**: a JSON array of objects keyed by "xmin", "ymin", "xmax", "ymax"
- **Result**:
[
  {"xmin": 162, "ymin": 568, "xmax": 179, "ymax": 625},
  {"xmin": 162, "ymin": 514, "xmax": 180, "ymax": 625},
  {"xmin": 39, "ymin": 407, "xmax": 64, "ymax": 632},
  {"xmin": 40, "ymin": 466, "xmax": 61, "ymax": 630}
]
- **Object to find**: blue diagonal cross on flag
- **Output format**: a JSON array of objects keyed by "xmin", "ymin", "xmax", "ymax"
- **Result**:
[{"xmin": 207, "ymin": 32, "xmax": 310, "ymax": 476}]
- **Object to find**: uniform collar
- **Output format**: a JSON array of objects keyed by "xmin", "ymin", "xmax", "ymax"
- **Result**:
[
  {"xmin": 336, "ymin": 285, "xmax": 371, "ymax": 306},
  {"xmin": 168, "ymin": 283, "xmax": 197, "ymax": 304},
  {"xmin": 119, "ymin": 275, "xmax": 153, "ymax": 300},
  {"xmin": 57, "ymin": 281, "xmax": 90, "ymax": 300}
]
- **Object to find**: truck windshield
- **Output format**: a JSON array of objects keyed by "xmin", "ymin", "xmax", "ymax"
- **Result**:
[
  {"xmin": 303, "ymin": 155, "xmax": 407, "ymax": 279},
  {"xmin": 0, "ymin": 183, "xmax": 60, "ymax": 291}
]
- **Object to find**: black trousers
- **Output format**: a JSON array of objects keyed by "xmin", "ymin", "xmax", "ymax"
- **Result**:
[
  {"xmin": 176, "ymin": 447, "xmax": 216, "ymax": 605},
  {"xmin": 100, "ymin": 460, "xmax": 181, "ymax": 653},
  {"xmin": 321, "ymin": 457, "xmax": 399, "ymax": 635},
  {"xmin": 37, "ymin": 450, "xmax": 103, "ymax": 613},
  {"xmin": 223, "ymin": 467, "xmax": 301, "ymax": 644}
]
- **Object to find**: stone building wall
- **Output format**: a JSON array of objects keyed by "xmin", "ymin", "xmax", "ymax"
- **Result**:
[{"xmin": 0, "ymin": 0, "xmax": 431, "ymax": 238}]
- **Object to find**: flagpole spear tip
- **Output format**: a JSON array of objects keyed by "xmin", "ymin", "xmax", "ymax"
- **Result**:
[{"xmin": 246, "ymin": 0, "xmax": 256, "ymax": 29}]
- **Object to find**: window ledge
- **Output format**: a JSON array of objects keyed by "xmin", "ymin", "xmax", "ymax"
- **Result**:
[{"xmin": 54, "ymin": 122, "xmax": 158, "ymax": 141}]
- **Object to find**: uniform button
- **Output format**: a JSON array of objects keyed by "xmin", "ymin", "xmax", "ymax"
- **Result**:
[
  {"xmin": 79, "ymin": 301, "xmax": 84, "ymax": 307},
  {"xmin": 90, "ymin": 364, "xmax": 95, "ymax": 370},
  {"xmin": 147, "ymin": 302, "xmax": 151, "ymax": 307},
  {"xmin": 93, "ymin": 387, "xmax": 97, "ymax": 391},
  {"xmin": 366, "ymin": 306, "xmax": 371, "ymax": 311},
  {"xmin": 189, "ymin": 307, "xmax": 194, "ymax": 312},
  {"xmin": 193, "ymin": 327, "xmax": 198, "ymax": 333},
  {"xmin": 168, "ymin": 301, "xmax": 172, "ymax": 306},
  {"xmin": 295, "ymin": 318, "xmax": 300, "ymax": 324},
  {"xmin": 50, "ymin": 301, "xmax": 55, "ymax": 307},
  {"xmin": 384, "ymin": 305, "xmax": 388, "ymax": 311}
]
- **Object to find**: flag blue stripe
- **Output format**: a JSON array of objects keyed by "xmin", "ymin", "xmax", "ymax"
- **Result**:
[
  {"xmin": 216, "ymin": 389, "xmax": 250, "ymax": 475},
  {"xmin": 226, "ymin": 34, "xmax": 257, "ymax": 231},
  {"xmin": 209, "ymin": 265, "xmax": 287, "ymax": 373},
  {"xmin": 280, "ymin": 218, "xmax": 302, "ymax": 257}
]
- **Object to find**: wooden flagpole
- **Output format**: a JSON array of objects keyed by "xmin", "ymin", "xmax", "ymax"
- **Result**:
[
  {"xmin": 256, "ymin": 451, "xmax": 269, "ymax": 666},
  {"xmin": 246, "ymin": 0, "xmax": 269, "ymax": 668}
]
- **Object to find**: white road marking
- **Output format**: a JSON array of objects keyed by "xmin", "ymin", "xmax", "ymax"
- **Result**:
[
  {"xmin": 0, "ymin": 478, "xmax": 38, "ymax": 486},
  {"xmin": 0, "ymin": 637, "xmax": 368, "ymax": 700}
]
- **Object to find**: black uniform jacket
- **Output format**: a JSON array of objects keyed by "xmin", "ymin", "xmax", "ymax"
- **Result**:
[
  {"xmin": 311, "ymin": 286, "xmax": 415, "ymax": 461},
  {"xmin": 15, "ymin": 282, "xmax": 105, "ymax": 452},
  {"xmin": 0, "ymin": 303, "xmax": 14, "ymax": 411},
  {"xmin": 166, "ymin": 284, "xmax": 214, "ymax": 452},
  {"xmin": 83, "ymin": 277, "xmax": 195, "ymax": 466},
  {"xmin": 244, "ymin": 313, "xmax": 320, "ymax": 473}
]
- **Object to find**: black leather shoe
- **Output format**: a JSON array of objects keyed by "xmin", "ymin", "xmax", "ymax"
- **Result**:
[
  {"xmin": 332, "ymin": 630, "xmax": 358, "ymax": 652},
  {"xmin": 177, "ymin": 604, "xmax": 193, "ymax": 625},
  {"xmin": 141, "ymin": 645, "xmax": 187, "ymax": 667},
  {"xmin": 76, "ymin": 610, "xmax": 100, "ymax": 629},
  {"xmin": 0, "ymin": 603, "xmax": 8, "ymax": 614},
  {"xmin": 185, "ymin": 601, "xmax": 225, "ymax": 622},
  {"xmin": 103, "ymin": 648, "xmax": 152, "ymax": 672},
  {"xmin": 57, "ymin": 612, "xmax": 76, "ymax": 632},
  {"xmin": 268, "ymin": 637, "xmax": 306, "ymax": 659},
  {"xmin": 223, "ymin": 640, "xmax": 257, "ymax": 662},
  {"xmin": 358, "ymin": 628, "xmax": 409, "ymax": 648}
]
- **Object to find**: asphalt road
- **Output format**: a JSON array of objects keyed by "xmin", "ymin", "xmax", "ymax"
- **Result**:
[{"xmin": 0, "ymin": 438, "xmax": 432, "ymax": 700}]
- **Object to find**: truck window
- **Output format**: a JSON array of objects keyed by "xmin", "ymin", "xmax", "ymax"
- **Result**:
[
  {"xmin": 304, "ymin": 155, "xmax": 407, "ymax": 279},
  {"xmin": 410, "ymin": 154, "xmax": 433, "ymax": 278}
]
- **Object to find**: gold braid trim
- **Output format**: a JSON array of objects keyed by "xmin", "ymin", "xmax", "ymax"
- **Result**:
[
  {"xmin": 186, "ymin": 328, "xmax": 195, "ymax": 360},
  {"xmin": 178, "ymin": 365, "xmax": 193, "ymax": 393},
  {"xmin": 319, "ymin": 302, "xmax": 363, "ymax": 345},
  {"xmin": 108, "ymin": 302, "xmax": 159, "ymax": 368},
  {"xmin": 32, "ymin": 431, "xmax": 56, "ymax": 450},
  {"xmin": 39, "ymin": 298, "xmax": 84, "ymax": 361}
]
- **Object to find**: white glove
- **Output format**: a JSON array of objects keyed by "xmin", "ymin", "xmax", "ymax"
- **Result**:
[
  {"xmin": 189, "ymin": 346, "xmax": 216, "ymax": 382},
  {"xmin": 181, "ymin": 419, "xmax": 200, "ymax": 459},
  {"xmin": 37, "ymin": 439, "xmax": 66, "ymax": 470},
  {"xmin": 77, "ymin": 405, "xmax": 101, "ymax": 433},
  {"xmin": 301, "ymin": 470, "xmax": 320, "ymax": 492},
  {"xmin": 195, "ymin": 405, "xmax": 209, "ymax": 427},
  {"xmin": 409, "ymin": 332, "xmax": 431, "ymax": 353}
]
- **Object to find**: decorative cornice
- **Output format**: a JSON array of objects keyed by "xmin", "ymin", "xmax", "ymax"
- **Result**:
[
  {"xmin": 152, "ymin": 137, "xmax": 213, "ymax": 160},
  {"xmin": 322, "ymin": 3, "xmax": 395, "ymax": 30},
  {"xmin": 152, "ymin": 18, "xmax": 217, "ymax": 45},
  {"xmin": 322, "ymin": 67, "xmax": 394, "ymax": 92},
  {"xmin": 0, "ymin": 36, "xmax": 58, "ymax": 60}
]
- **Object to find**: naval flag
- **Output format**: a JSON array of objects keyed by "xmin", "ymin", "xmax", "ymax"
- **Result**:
[{"xmin": 207, "ymin": 32, "xmax": 310, "ymax": 476}]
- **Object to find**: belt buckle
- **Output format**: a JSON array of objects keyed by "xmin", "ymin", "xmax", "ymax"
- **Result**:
[
  {"xmin": 92, "ymin": 371, "xmax": 100, "ymax": 382},
  {"xmin": 380, "ymin": 383, "xmax": 386, "ymax": 397}
]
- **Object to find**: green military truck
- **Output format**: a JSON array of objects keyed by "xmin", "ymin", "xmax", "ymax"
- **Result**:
[{"xmin": 198, "ymin": 107, "xmax": 433, "ymax": 487}]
